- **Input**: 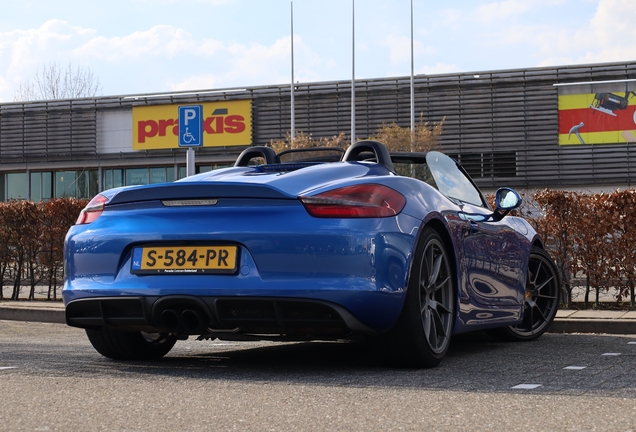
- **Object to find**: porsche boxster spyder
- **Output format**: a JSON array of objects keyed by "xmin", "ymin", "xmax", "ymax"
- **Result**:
[{"xmin": 64, "ymin": 140, "xmax": 561, "ymax": 367}]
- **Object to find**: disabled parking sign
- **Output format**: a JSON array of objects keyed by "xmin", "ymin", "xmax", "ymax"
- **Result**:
[{"xmin": 178, "ymin": 105, "xmax": 203, "ymax": 147}]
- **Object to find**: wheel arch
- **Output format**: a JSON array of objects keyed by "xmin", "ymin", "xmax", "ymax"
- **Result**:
[
  {"xmin": 405, "ymin": 216, "xmax": 459, "ymax": 310},
  {"xmin": 532, "ymin": 237, "xmax": 545, "ymax": 249},
  {"xmin": 424, "ymin": 218, "xmax": 460, "ymax": 321},
  {"xmin": 423, "ymin": 218, "xmax": 457, "ymax": 278}
]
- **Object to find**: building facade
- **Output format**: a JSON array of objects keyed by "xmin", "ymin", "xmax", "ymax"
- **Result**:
[{"xmin": 1, "ymin": 60, "xmax": 636, "ymax": 201}]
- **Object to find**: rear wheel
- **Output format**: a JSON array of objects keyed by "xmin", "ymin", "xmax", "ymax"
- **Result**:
[
  {"xmin": 85, "ymin": 327, "xmax": 177, "ymax": 360},
  {"xmin": 494, "ymin": 247, "xmax": 560, "ymax": 341},
  {"xmin": 385, "ymin": 227, "xmax": 455, "ymax": 368}
]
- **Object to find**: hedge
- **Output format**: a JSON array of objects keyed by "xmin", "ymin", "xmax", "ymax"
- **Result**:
[
  {"xmin": 0, "ymin": 198, "xmax": 87, "ymax": 300},
  {"xmin": 2, "ymin": 190, "xmax": 635, "ymax": 307},
  {"xmin": 509, "ymin": 189, "xmax": 636, "ymax": 308}
]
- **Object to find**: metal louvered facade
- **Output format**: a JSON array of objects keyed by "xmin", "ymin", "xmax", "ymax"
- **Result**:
[
  {"xmin": 0, "ymin": 101, "xmax": 97, "ymax": 162},
  {"xmin": 1, "ymin": 60, "xmax": 636, "ymax": 200}
]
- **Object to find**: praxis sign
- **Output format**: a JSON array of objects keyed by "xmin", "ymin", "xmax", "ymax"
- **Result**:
[{"xmin": 132, "ymin": 100, "xmax": 252, "ymax": 150}]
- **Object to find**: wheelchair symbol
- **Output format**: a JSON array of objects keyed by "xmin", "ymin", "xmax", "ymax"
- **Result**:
[{"xmin": 182, "ymin": 127, "xmax": 195, "ymax": 144}]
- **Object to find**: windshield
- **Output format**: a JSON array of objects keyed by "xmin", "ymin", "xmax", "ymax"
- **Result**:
[
  {"xmin": 425, "ymin": 152, "xmax": 485, "ymax": 207},
  {"xmin": 392, "ymin": 151, "xmax": 486, "ymax": 207}
]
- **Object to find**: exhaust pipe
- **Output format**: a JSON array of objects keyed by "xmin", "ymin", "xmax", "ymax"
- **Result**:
[
  {"xmin": 161, "ymin": 309, "xmax": 180, "ymax": 331},
  {"xmin": 181, "ymin": 309, "xmax": 207, "ymax": 332}
]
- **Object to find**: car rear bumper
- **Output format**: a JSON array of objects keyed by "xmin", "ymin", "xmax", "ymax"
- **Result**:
[{"xmin": 65, "ymin": 295, "xmax": 379, "ymax": 340}]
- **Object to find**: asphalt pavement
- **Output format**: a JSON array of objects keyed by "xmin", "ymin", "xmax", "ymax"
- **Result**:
[
  {"xmin": 0, "ymin": 300, "xmax": 635, "ymax": 334},
  {"xmin": 2, "ymin": 321, "xmax": 635, "ymax": 431}
]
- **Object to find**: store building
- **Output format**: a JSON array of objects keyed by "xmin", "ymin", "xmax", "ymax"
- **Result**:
[{"xmin": 1, "ymin": 60, "xmax": 636, "ymax": 201}]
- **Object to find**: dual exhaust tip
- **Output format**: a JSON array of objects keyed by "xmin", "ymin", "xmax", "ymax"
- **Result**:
[{"xmin": 160, "ymin": 308, "xmax": 209, "ymax": 333}]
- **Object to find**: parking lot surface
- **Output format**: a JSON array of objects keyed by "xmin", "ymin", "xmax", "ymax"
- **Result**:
[{"xmin": 0, "ymin": 320, "xmax": 634, "ymax": 431}]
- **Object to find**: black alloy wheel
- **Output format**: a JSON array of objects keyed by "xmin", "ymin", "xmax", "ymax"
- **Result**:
[
  {"xmin": 496, "ymin": 247, "xmax": 560, "ymax": 341},
  {"xmin": 384, "ymin": 227, "xmax": 455, "ymax": 368}
]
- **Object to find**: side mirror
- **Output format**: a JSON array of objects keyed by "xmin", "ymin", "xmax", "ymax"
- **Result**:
[
  {"xmin": 458, "ymin": 188, "xmax": 522, "ymax": 223},
  {"xmin": 492, "ymin": 188, "xmax": 521, "ymax": 221},
  {"xmin": 495, "ymin": 188, "xmax": 522, "ymax": 211}
]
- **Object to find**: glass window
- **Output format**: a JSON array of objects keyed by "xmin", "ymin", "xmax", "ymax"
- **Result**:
[
  {"xmin": 77, "ymin": 171, "xmax": 88, "ymax": 198},
  {"xmin": 89, "ymin": 170, "xmax": 99, "ymax": 197},
  {"xmin": 30, "ymin": 172, "xmax": 42, "ymax": 202},
  {"xmin": 178, "ymin": 166, "xmax": 187, "ymax": 180},
  {"xmin": 0, "ymin": 175, "xmax": 5, "ymax": 201},
  {"xmin": 28, "ymin": 172, "xmax": 53, "ymax": 202},
  {"xmin": 113, "ymin": 169, "xmax": 123, "ymax": 188},
  {"xmin": 426, "ymin": 152, "xmax": 485, "ymax": 207},
  {"xmin": 167, "ymin": 166, "xmax": 176, "ymax": 183},
  {"xmin": 55, "ymin": 171, "xmax": 76, "ymax": 198},
  {"xmin": 150, "ymin": 167, "xmax": 166, "ymax": 184},
  {"xmin": 74, "ymin": 170, "xmax": 98, "ymax": 199},
  {"xmin": 104, "ymin": 170, "xmax": 112, "ymax": 190},
  {"xmin": 7, "ymin": 173, "xmax": 27, "ymax": 200},
  {"xmin": 126, "ymin": 168, "xmax": 149, "ymax": 186},
  {"xmin": 392, "ymin": 156, "xmax": 436, "ymax": 187},
  {"xmin": 104, "ymin": 169, "xmax": 124, "ymax": 190},
  {"xmin": 42, "ymin": 172, "xmax": 52, "ymax": 200}
]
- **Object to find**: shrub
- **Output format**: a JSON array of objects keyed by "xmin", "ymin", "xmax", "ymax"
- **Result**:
[{"xmin": 0, "ymin": 198, "xmax": 87, "ymax": 301}]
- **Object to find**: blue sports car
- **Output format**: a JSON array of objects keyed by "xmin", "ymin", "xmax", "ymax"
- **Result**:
[{"xmin": 64, "ymin": 140, "xmax": 560, "ymax": 367}]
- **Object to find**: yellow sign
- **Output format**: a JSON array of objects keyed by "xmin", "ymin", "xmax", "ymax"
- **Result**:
[
  {"xmin": 558, "ymin": 91, "xmax": 636, "ymax": 145},
  {"xmin": 132, "ymin": 100, "xmax": 252, "ymax": 150}
]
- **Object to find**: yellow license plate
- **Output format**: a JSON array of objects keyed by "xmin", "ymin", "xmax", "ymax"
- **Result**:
[{"xmin": 131, "ymin": 246, "xmax": 238, "ymax": 274}]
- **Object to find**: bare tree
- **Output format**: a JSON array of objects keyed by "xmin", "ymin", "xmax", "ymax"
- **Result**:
[{"xmin": 14, "ymin": 63, "xmax": 102, "ymax": 101}]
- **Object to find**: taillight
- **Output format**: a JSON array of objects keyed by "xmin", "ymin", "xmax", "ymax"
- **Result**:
[
  {"xmin": 299, "ymin": 184, "xmax": 406, "ymax": 218},
  {"xmin": 76, "ymin": 194, "xmax": 109, "ymax": 225}
]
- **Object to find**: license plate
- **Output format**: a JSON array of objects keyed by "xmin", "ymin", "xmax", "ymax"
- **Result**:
[{"xmin": 131, "ymin": 246, "xmax": 238, "ymax": 274}]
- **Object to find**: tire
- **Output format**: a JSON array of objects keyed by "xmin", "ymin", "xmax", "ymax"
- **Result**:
[
  {"xmin": 384, "ymin": 227, "xmax": 455, "ymax": 368},
  {"xmin": 494, "ymin": 247, "xmax": 560, "ymax": 341},
  {"xmin": 85, "ymin": 327, "xmax": 177, "ymax": 360}
]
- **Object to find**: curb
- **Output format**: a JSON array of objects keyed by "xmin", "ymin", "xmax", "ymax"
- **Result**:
[
  {"xmin": 0, "ymin": 303, "xmax": 66, "ymax": 324},
  {"xmin": 548, "ymin": 319, "xmax": 636, "ymax": 335}
]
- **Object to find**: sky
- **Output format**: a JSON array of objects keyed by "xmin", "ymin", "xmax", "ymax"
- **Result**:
[{"xmin": 0, "ymin": 0, "xmax": 635, "ymax": 102}]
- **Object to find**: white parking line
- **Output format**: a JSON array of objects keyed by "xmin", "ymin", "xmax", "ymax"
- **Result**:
[
  {"xmin": 602, "ymin": 353, "xmax": 621, "ymax": 356},
  {"xmin": 564, "ymin": 366, "xmax": 586, "ymax": 370},
  {"xmin": 628, "ymin": 341, "xmax": 636, "ymax": 345},
  {"xmin": 0, "ymin": 367, "xmax": 16, "ymax": 370},
  {"xmin": 511, "ymin": 384, "xmax": 542, "ymax": 390}
]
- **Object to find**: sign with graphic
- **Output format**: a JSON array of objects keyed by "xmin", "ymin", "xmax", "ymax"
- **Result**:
[
  {"xmin": 133, "ymin": 100, "xmax": 252, "ymax": 150},
  {"xmin": 558, "ymin": 83, "xmax": 636, "ymax": 145},
  {"xmin": 178, "ymin": 105, "xmax": 203, "ymax": 147}
]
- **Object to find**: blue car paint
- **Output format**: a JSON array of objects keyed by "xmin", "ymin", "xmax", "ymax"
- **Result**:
[
  {"xmin": 64, "ymin": 159, "xmax": 538, "ymax": 335},
  {"xmin": 65, "ymin": 192, "xmax": 422, "ymax": 332}
]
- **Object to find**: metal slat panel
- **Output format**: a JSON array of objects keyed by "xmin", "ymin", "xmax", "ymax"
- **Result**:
[{"xmin": 2, "ymin": 61, "xmax": 636, "ymax": 189}]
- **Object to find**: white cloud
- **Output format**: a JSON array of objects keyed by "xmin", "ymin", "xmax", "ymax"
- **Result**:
[
  {"xmin": 474, "ymin": 0, "xmax": 531, "ymax": 22},
  {"xmin": 588, "ymin": 0, "xmax": 636, "ymax": 48},
  {"xmin": 73, "ymin": 25, "xmax": 199, "ymax": 61},
  {"xmin": 170, "ymin": 74, "xmax": 219, "ymax": 91},
  {"xmin": 440, "ymin": 8, "xmax": 462, "ymax": 28},
  {"xmin": 417, "ymin": 63, "xmax": 461, "ymax": 75},
  {"xmin": 434, "ymin": 0, "xmax": 634, "ymax": 71},
  {"xmin": 170, "ymin": 35, "xmax": 326, "ymax": 90},
  {"xmin": 0, "ymin": 14, "xmax": 333, "ymax": 102},
  {"xmin": 5, "ymin": 1, "xmax": 633, "ymax": 103},
  {"xmin": 0, "ymin": 19, "xmax": 96, "ymax": 101},
  {"xmin": 533, "ymin": 0, "xmax": 636, "ymax": 66},
  {"xmin": 382, "ymin": 34, "xmax": 432, "ymax": 65},
  {"xmin": 0, "ymin": 75, "xmax": 8, "ymax": 95},
  {"xmin": 474, "ymin": 0, "xmax": 566, "ymax": 22}
]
